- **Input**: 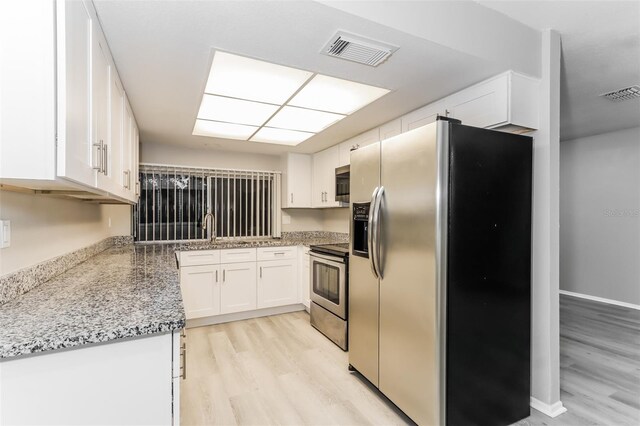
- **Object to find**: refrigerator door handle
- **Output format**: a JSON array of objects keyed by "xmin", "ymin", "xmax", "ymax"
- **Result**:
[
  {"xmin": 368, "ymin": 187, "xmax": 380, "ymax": 278},
  {"xmin": 372, "ymin": 186, "xmax": 385, "ymax": 279}
]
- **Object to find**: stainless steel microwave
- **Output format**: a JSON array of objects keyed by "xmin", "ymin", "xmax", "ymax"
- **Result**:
[{"xmin": 335, "ymin": 165, "xmax": 350, "ymax": 203}]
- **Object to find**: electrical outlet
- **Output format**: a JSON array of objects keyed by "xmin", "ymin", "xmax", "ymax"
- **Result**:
[{"xmin": 0, "ymin": 220, "xmax": 10, "ymax": 248}]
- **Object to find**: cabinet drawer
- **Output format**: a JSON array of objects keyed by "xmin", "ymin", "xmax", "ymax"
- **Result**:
[
  {"xmin": 179, "ymin": 250, "xmax": 220, "ymax": 267},
  {"xmin": 220, "ymin": 248, "xmax": 257, "ymax": 263},
  {"xmin": 257, "ymin": 246, "xmax": 296, "ymax": 261}
]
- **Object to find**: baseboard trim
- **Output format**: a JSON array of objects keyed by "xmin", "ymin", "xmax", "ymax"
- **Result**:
[
  {"xmin": 186, "ymin": 304, "xmax": 306, "ymax": 328},
  {"xmin": 560, "ymin": 290, "xmax": 640, "ymax": 311},
  {"xmin": 530, "ymin": 397, "xmax": 567, "ymax": 418}
]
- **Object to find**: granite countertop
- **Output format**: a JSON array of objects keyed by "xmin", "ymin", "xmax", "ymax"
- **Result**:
[
  {"xmin": 0, "ymin": 232, "xmax": 348, "ymax": 360},
  {"xmin": 175, "ymin": 233, "xmax": 348, "ymax": 251},
  {"xmin": 0, "ymin": 244, "xmax": 185, "ymax": 359}
]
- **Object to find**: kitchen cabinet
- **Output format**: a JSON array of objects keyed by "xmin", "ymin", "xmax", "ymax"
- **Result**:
[
  {"xmin": 0, "ymin": 0, "xmax": 139, "ymax": 204},
  {"xmin": 178, "ymin": 246, "xmax": 305, "ymax": 323},
  {"xmin": 0, "ymin": 330, "xmax": 181, "ymax": 425},
  {"xmin": 444, "ymin": 71, "xmax": 539, "ymax": 132},
  {"xmin": 180, "ymin": 264, "xmax": 220, "ymax": 319},
  {"xmin": 220, "ymin": 261, "xmax": 257, "ymax": 314},
  {"xmin": 401, "ymin": 100, "xmax": 446, "ymax": 132},
  {"xmin": 338, "ymin": 128, "xmax": 380, "ymax": 167},
  {"xmin": 257, "ymin": 259, "xmax": 298, "ymax": 308},
  {"xmin": 281, "ymin": 153, "xmax": 312, "ymax": 208},
  {"xmin": 379, "ymin": 118, "xmax": 402, "ymax": 141},
  {"xmin": 300, "ymin": 246, "xmax": 311, "ymax": 310},
  {"xmin": 312, "ymin": 145, "xmax": 341, "ymax": 208}
]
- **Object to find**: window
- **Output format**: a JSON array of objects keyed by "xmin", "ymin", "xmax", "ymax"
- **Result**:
[{"xmin": 134, "ymin": 165, "xmax": 281, "ymax": 242}]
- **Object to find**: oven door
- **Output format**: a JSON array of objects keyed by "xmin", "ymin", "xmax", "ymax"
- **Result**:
[{"xmin": 310, "ymin": 252, "xmax": 347, "ymax": 319}]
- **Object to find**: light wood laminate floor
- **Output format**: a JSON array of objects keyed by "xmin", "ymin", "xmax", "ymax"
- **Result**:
[{"xmin": 182, "ymin": 295, "xmax": 640, "ymax": 425}]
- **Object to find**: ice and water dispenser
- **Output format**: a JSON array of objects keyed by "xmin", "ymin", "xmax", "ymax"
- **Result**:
[{"xmin": 352, "ymin": 202, "xmax": 370, "ymax": 258}]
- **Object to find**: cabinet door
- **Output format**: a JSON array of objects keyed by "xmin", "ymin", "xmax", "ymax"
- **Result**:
[
  {"xmin": 179, "ymin": 265, "xmax": 220, "ymax": 319},
  {"xmin": 257, "ymin": 259, "xmax": 298, "ymax": 308},
  {"xmin": 311, "ymin": 152, "xmax": 325, "ymax": 207},
  {"xmin": 132, "ymin": 118, "xmax": 140, "ymax": 199},
  {"xmin": 220, "ymin": 262, "xmax": 257, "ymax": 314},
  {"xmin": 92, "ymin": 28, "xmax": 111, "ymax": 190},
  {"xmin": 283, "ymin": 154, "xmax": 312, "ymax": 208},
  {"xmin": 323, "ymin": 145, "xmax": 341, "ymax": 207},
  {"xmin": 339, "ymin": 128, "xmax": 380, "ymax": 166},
  {"xmin": 401, "ymin": 100, "xmax": 445, "ymax": 132},
  {"xmin": 110, "ymin": 73, "xmax": 125, "ymax": 197},
  {"xmin": 56, "ymin": 0, "xmax": 94, "ymax": 187},
  {"xmin": 445, "ymin": 73, "xmax": 509, "ymax": 129},
  {"xmin": 379, "ymin": 119, "xmax": 402, "ymax": 141},
  {"xmin": 300, "ymin": 248, "xmax": 311, "ymax": 309}
]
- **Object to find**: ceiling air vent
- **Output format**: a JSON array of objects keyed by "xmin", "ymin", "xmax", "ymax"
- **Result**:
[
  {"xmin": 600, "ymin": 85, "xmax": 640, "ymax": 102},
  {"xmin": 321, "ymin": 31, "xmax": 398, "ymax": 67}
]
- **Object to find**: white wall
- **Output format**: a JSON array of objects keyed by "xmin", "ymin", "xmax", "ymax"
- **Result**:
[
  {"xmin": 140, "ymin": 142, "xmax": 281, "ymax": 171},
  {"xmin": 0, "ymin": 190, "xmax": 131, "ymax": 276},
  {"xmin": 323, "ymin": 208, "xmax": 349, "ymax": 234},
  {"xmin": 281, "ymin": 209, "xmax": 324, "ymax": 232},
  {"xmin": 560, "ymin": 126, "xmax": 640, "ymax": 305}
]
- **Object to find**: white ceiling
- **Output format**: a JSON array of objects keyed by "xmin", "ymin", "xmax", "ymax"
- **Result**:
[
  {"xmin": 479, "ymin": 1, "xmax": 640, "ymax": 141},
  {"xmin": 93, "ymin": 0, "xmax": 503, "ymax": 155}
]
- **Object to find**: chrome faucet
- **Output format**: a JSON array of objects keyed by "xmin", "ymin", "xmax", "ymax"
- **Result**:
[{"xmin": 202, "ymin": 209, "xmax": 216, "ymax": 242}]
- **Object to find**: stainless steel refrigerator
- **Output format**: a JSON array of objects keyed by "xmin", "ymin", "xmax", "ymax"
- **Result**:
[{"xmin": 349, "ymin": 117, "xmax": 533, "ymax": 426}]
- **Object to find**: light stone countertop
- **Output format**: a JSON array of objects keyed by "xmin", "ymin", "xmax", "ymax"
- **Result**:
[{"xmin": 0, "ymin": 232, "xmax": 348, "ymax": 359}]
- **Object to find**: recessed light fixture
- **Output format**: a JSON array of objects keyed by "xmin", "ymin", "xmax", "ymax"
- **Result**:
[
  {"xmin": 193, "ymin": 119, "xmax": 258, "ymax": 140},
  {"xmin": 205, "ymin": 51, "xmax": 313, "ymax": 105},
  {"xmin": 266, "ymin": 106, "xmax": 345, "ymax": 133},
  {"xmin": 193, "ymin": 51, "xmax": 391, "ymax": 146},
  {"xmin": 251, "ymin": 127, "xmax": 315, "ymax": 146},
  {"xmin": 197, "ymin": 94, "xmax": 279, "ymax": 126},
  {"xmin": 289, "ymin": 74, "xmax": 390, "ymax": 115}
]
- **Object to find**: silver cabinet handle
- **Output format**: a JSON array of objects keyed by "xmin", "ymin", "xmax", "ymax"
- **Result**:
[
  {"xmin": 223, "ymin": 269, "xmax": 226, "ymax": 282},
  {"xmin": 216, "ymin": 269, "xmax": 218, "ymax": 282},
  {"xmin": 123, "ymin": 170, "xmax": 129, "ymax": 189},
  {"xmin": 291, "ymin": 193, "xmax": 293, "ymax": 204},
  {"xmin": 180, "ymin": 342, "xmax": 187, "ymax": 380},
  {"xmin": 368, "ymin": 187, "xmax": 379, "ymax": 278},
  {"xmin": 92, "ymin": 140, "xmax": 103, "ymax": 171},
  {"xmin": 260, "ymin": 266, "xmax": 262, "ymax": 278},
  {"xmin": 372, "ymin": 186, "xmax": 385, "ymax": 279},
  {"xmin": 102, "ymin": 143, "xmax": 108, "ymax": 175},
  {"xmin": 274, "ymin": 252, "xmax": 285, "ymax": 255}
]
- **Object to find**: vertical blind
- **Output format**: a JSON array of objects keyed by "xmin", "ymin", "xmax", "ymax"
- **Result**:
[{"xmin": 134, "ymin": 164, "xmax": 281, "ymax": 242}]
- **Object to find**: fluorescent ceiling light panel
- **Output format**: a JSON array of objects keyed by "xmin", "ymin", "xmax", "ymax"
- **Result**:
[
  {"xmin": 250, "ymin": 127, "xmax": 315, "ymax": 146},
  {"xmin": 266, "ymin": 106, "xmax": 345, "ymax": 133},
  {"xmin": 289, "ymin": 74, "xmax": 390, "ymax": 114},
  {"xmin": 205, "ymin": 51, "xmax": 313, "ymax": 105},
  {"xmin": 193, "ymin": 119, "xmax": 258, "ymax": 140},
  {"xmin": 197, "ymin": 94, "xmax": 279, "ymax": 126}
]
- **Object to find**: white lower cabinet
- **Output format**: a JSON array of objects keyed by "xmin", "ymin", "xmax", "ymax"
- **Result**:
[
  {"xmin": 220, "ymin": 261, "xmax": 257, "ymax": 314},
  {"xmin": 180, "ymin": 264, "xmax": 220, "ymax": 319},
  {"xmin": 179, "ymin": 246, "xmax": 305, "ymax": 322},
  {"xmin": 300, "ymin": 247, "xmax": 311, "ymax": 309},
  {"xmin": 257, "ymin": 259, "xmax": 298, "ymax": 308},
  {"xmin": 0, "ymin": 331, "xmax": 181, "ymax": 425}
]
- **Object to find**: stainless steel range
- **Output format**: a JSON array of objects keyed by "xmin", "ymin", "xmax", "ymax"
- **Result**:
[{"xmin": 309, "ymin": 242, "xmax": 349, "ymax": 350}]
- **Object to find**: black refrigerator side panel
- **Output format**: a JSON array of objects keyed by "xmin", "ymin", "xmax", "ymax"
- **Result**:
[{"xmin": 445, "ymin": 124, "xmax": 532, "ymax": 426}]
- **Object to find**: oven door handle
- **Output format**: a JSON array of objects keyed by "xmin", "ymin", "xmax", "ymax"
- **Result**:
[
  {"xmin": 309, "ymin": 251, "xmax": 346, "ymax": 266},
  {"xmin": 368, "ymin": 187, "xmax": 380, "ymax": 278}
]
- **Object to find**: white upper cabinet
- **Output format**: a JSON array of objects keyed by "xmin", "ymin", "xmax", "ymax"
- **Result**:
[
  {"xmin": 56, "ymin": 0, "xmax": 94, "ymax": 188},
  {"xmin": 0, "ymin": 0, "xmax": 139, "ymax": 204},
  {"xmin": 379, "ymin": 118, "xmax": 402, "ymax": 141},
  {"xmin": 401, "ymin": 100, "xmax": 446, "ymax": 133},
  {"xmin": 312, "ymin": 146, "xmax": 341, "ymax": 208},
  {"xmin": 281, "ymin": 153, "xmax": 312, "ymax": 208},
  {"xmin": 338, "ymin": 128, "xmax": 380, "ymax": 167},
  {"xmin": 444, "ymin": 71, "xmax": 539, "ymax": 131}
]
